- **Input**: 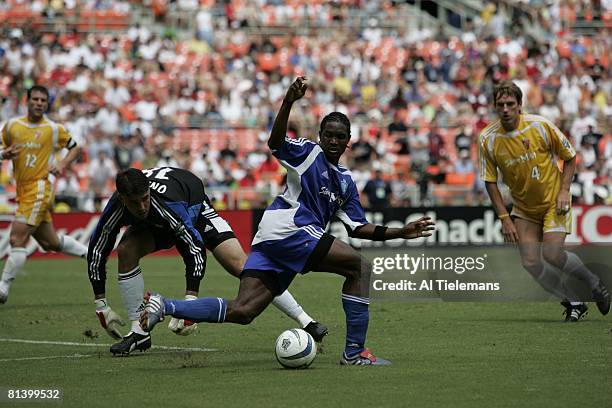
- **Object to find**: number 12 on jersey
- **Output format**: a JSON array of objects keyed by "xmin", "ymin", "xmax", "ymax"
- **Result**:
[{"xmin": 25, "ymin": 154, "xmax": 37, "ymax": 168}]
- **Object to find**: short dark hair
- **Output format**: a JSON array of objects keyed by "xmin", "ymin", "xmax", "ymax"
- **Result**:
[
  {"xmin": 116, "ymin": 168, "xmax": 149, "ymax": 196},
  {"xmin": 493, "ymin": 80, "xmax": 522, "ymax": 106},
  {"xmin": 319, "ymin": 112, "xmax": 351, "ymax": 137},
  {"xmin": 27, "ymin": 85, "xmax": 49, "ymax": 100}
]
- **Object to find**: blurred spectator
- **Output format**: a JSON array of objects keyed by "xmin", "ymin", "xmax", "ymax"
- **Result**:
[
  {"xmin": 362, "ymin": 170, "xmax": 392, "ymax": 210},
  {"xmin": 55, "ymin": 169, "xmax": 81, "ymax": 209},
  {"xmin": 88, "ymin": 150, "xmax": 117, "ymax": 211},
  {"xmin": 388, "ymin": 111, "xmax": 410, "ymax": 155},
  {"xmin": 581, "ymin": 125, "xmax": 603, "ymax": 159},
  {"xmin": 454, "ymin": 126, "xmax": 472, "ymax": 155},
  {"xmin": 428, "ymin": 127, "xmax": 445, "ymax": 165},
  {"xmin": 454, "ymin": 150, "xmax": 475, "ymax": 174},
  {"xmin": 88, "ymin": 128, "xmax": 115, "ymax": 160},
  {"xmin": 538, "ymin": 92, "xmax": 562, "ymax": 125},
  {"xmin": 114, "ymin": 135, "xmax": 135, "ymax": 170},
  {"xmin": 570, "ymin": 106, "xmax": 597, "ymax": 146},
  {"xmin": 104, "ymin": 79, "xmax": 131, "ymax": 109},
  {"xmin": 350, "ymin": 135, "xmax": 376, "ymax": 166},
  {"xmin": 579, "ymin": 139, "xmax": 598, "ymax": 169}
]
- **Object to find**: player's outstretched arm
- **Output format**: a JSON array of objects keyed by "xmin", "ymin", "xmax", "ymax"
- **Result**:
[
  {"xmin": 268, "ymin": 76, "xmax": 308, "ymax": 150},
  {"xmin": 352, "ymin": 217, "xmax": 435, "ymax": 241}
]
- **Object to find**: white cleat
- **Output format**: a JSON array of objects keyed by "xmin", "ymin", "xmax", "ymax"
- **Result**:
[{"xmin": 0, "ymin": 285, "xmax": 8, "ymax": 304}]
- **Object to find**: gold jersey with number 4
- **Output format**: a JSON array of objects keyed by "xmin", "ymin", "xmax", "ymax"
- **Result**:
[
  {"xmin": 1, "ymin": 116, "xmax": 75, "ymax": 226},
  {"xmin": 478, "ymin": 114, "xmax": 576, "ymax": 231}
]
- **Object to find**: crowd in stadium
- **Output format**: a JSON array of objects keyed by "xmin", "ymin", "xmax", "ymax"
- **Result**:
[{"xmin": 0, "ymin": 0, "xmax": 610, "ymax": 211}]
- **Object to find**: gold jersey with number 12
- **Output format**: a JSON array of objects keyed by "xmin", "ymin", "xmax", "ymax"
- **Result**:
[{"xmin": 2, "ymin": 115, "xmax": 75, "ymax": 183}]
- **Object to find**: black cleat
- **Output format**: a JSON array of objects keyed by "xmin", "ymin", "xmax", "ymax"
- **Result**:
[
  {"xmin": 110, "ymin": 332, "xmax": 151, "ymax": 356},
  {"xmin": 303, "ymin": 321, "xmax": 328, "ymax": 343},
  {"xmin": 561, "ymin": 301, "xmax": 588, "ymax": 322},
  {"xmin": 592, "ymin": 281, "xmax": 610, "ymax": 316}
]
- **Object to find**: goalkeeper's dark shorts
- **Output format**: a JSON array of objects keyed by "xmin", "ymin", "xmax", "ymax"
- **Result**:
[{"xmin": 128, "ymin": 211, "xmax": 236, "ymax": 253}]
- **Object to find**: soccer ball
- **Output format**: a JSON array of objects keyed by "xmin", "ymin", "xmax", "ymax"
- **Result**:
[{"xmin": 274, "ymin": 329, "xmax": 317, "ymax": 369}]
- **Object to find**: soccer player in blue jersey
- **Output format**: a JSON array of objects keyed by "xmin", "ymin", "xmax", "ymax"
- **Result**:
[
  {"xmin": 88, "ymin": 167, "xmax": 327, "ymax": 355},
  {"xmin": 140, "ymin": 77, "xmax": 435, "ymax": 365}
]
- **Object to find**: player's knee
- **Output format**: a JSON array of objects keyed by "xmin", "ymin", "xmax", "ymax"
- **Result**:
[
  {"xmin": 9, "ymin": 230, "xmax": 30, "ymax": 248},
  {"xmin": 39, "ymin": 240, "xmax": 61, "ymax": 252},
  {"xmin": 521, "ymin": 258, "xmax": 542, "ymax": 275},
  {"xmin": 229, "ymin": 303, "xmax": 259, "ymax": 325},
  {"xmin": 117, "ymin": 242, "xmax": 139, "ymax": 265},
  {"xmin": 9, "ymin": 236, "xmax": 27, "ymax": 248},
  {"xmin": 338, "ymin": 253, "xmax": 362, "ymax": 276},
  {"xmin": 542, "ymin": 250, "xmax": 564, "ymax": 269},
  {"xmin": 232, "ymin": 309, "xmax": 256, "ymax": 325}
]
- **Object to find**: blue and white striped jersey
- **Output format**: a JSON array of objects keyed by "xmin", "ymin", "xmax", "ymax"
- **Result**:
[{"xmin": 252, "ymin": 137, "xmax": 368, "ymax": 245}]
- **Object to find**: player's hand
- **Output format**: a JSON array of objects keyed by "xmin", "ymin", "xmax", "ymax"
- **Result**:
[
  {"xmin": 0, "ymin": 144, "xmax": 23, "ymax": 160},
  {"xmin": 48, "ymin": 162, "xmax": 65, "ymax": 176},
  {"xmin": 283, "ymin": 76, "xmax": 308, "ymax": 104},
  {"xmin": 168, "ymin": 318, "xmax": 198, "ymax": 336},
  {"xmin": 168, "ymin": 295, "xmax": 198, "ymax": 336},
  {"xmin": 501, "ymin": 218, "xmax": 519, "ymax": 243},
  {"xmin": 555, "ymin": 190, "xmax": 571, "ymax": 215},
  {"xmin": 95, "ymin": 300, "xmax": 126, "ymax": 340},
  {"xmin": 401, "ymin": 216, "xmax": 435, "ymax": 239}
]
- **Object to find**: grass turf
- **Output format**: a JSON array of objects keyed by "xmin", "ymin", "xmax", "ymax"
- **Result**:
[{"xmin": 0, "ymin": 257, "xmax": 610, "ymax": 407}]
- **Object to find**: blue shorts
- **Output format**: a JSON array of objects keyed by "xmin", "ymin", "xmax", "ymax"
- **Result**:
[{"xmin": 243, "ymin": 229, "xmax": 334, "ymax": 293}]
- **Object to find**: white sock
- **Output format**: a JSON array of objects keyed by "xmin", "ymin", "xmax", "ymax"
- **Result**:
[
  {"xmin": 272, "ymin": 290, "xmax": 314, "ymax": 327},
  {"xmin": 59, "ymin": 235, "xmax": 88, "ymax": 258},
  {"xmin": 562, "ymin": 251, "xmax": 599, "ymax": 290},
  {"xmin": 537, "ymin": 262, "xmax": 579, "ymax": 302},
  {"xmin": 0, "ymin": 247, "xmax": 28, "ymax": 292},
  {"xmin": 118, "ymin": 266, "xmax": 144, "ymax": 321},
  {"xmin": 131, "ymin": 320, "xmax": 147, "ymax": 335}
]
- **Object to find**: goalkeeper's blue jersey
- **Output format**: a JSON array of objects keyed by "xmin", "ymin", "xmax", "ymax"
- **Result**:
[{"xmin": 252, "ymin": 137, "xmax": 368, "ymax": 246}]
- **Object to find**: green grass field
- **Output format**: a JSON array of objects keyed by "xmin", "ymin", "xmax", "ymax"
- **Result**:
[{"xmin": 0, "ymin": 257, "xmax": 610, "ymax": 408}]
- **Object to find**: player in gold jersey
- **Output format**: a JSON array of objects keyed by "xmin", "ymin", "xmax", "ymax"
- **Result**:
[
  {"xmin": 479, "ymin": 80, "xmax": 609, "ymax": 321},
  {"xmin": 0, "ymin": 85, "xmax": 88, "ymax": 304}
]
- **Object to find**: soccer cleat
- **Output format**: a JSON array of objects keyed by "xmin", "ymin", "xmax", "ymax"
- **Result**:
[
  {"xmin": 0, "ymin": 287, "xmax": 7, "ymax": 304},
  {"xmin": 303, "ymin": 321, "xmax": 328, "ymax": 343},
  {"xmin": 110, "ymin": 331, "xmax": 151, "ymax": 356},
  {"xmin": 340, "ymin": 348, "xmax": 392, "ymax": 366},
  {"xmin": 561, "ymin": 301, "xmax": 588, "ymax": 322},
  {"xmin": 140, "ymin": 292, "xmax": 165, "ymax": 332},
  {"xmin": 592, "ymin": 281, "xmax": 610, "ymax": 316}
]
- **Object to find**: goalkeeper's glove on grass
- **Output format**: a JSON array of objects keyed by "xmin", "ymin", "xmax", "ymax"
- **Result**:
[
  {"xmin": 168, "ymin": 295, "xmax": 198, "ymax": 336},
  {"xmin": 95, "ymin": 298, "xmax": 126, "ymax": 340}
]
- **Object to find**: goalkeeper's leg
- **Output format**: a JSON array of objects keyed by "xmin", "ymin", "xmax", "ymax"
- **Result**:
[{"xmin": 116, "ymin": 229, "xmax": 157, "ymax": 336}]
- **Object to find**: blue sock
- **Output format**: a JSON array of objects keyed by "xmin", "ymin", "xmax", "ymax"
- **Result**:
[
  {"xmin": 342, "ymin": 294, "xmax": 369, "ymax": 357},
  {"xmin": 164, "ymin": 297, "xmax": 227, "ymax": 323}
]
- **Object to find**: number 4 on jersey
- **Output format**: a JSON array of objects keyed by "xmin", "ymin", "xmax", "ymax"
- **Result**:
[{"xmin": 531, "ymin": 166, "xmax": 540, "ymax": 180}]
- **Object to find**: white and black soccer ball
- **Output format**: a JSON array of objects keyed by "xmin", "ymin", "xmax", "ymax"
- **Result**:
[{"xmin": 274, "ymin": 328, "xmax": 317, "ymax": 369}]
